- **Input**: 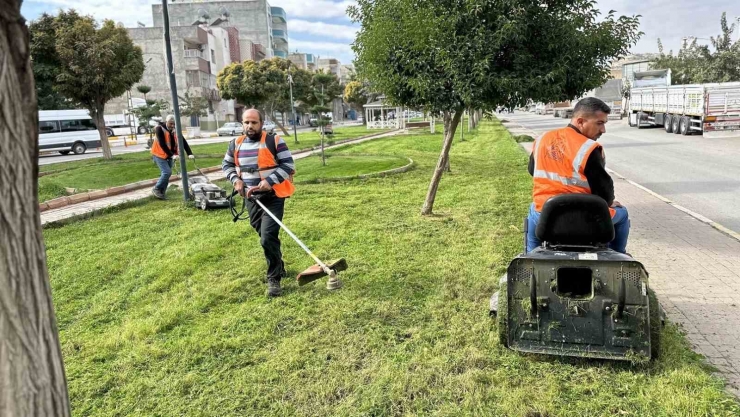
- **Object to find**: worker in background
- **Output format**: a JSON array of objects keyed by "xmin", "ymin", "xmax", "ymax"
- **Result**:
[
  {"xmin": 527, "ymin": 97, "xmax": 630, "ymax": 253},
  {"xmin": 150, "ymin": 115, "xmax": 194, "ymax": 200},
  {"xmin": 222, "ymin": 109, "xmax": 296, "ymax": 297}
]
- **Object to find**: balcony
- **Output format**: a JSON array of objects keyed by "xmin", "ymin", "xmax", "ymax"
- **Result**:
[
  {"xmin": 274, "ymin": 50, "xmax": 287, "ymax": 58},
  {"xmin": 183, "ymin": 49, "xmax": 207, "ymax": 60},
  {"xmin": 271, "ymin": 7, "xmax": 286, "ymax": 23},
  {"xmin": 306, "ymin": 53, "xmax": 314, "ymax": 64},
  {"xmin": 272, "ymin": 29, "xmax": 287, "ymax": 43}
]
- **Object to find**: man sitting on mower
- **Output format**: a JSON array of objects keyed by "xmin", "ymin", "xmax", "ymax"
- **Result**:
[{"xmin": 528, "ymin": 97, "xmax": 630, "ymax": 253}]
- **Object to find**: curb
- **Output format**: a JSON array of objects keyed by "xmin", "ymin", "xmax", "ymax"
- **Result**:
[
  {"xmin": 607, "ymin": 169, "xmax": 740, "ymax": 243},
  {"xmin": 39, "ymin": 166, "xmax": 222, "ymax": 213},
  {"xmin": 39, "ymin": 129, "xmax": 403, "ymax": 214},
  {"xmin": 296, "ymin": 156, "xmax": 415, "ymax": 185}
]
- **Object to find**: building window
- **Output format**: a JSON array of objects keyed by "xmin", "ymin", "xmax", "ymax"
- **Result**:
[{"xmin": 211, "ymin": 49, "xmax": 216, "ymax": 63}]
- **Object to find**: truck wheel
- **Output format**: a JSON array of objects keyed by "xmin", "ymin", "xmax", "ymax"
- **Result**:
[
  {"xmin": 648, "ymin": 287, "xmax": 662, "ymax": 360},
  {"xmin": 672, "ymin": 116, "xmax": 681, "ymax": 134},
  {"xmin": 497, "ymin": 280, "xmax": 509, "ymax": 347},
  {"xmin": 138, "ymin": 126, "xmax": 148, "ymax": 134},
  {"xmin": 105, "ymin": 128, "xmax": 114, "ymax": 137},
  {"xmin": 72, "ymin": 142, "xmax": 86, "ymax": 155},
  {"xmin": 636, "ymin": 112, "xmax": 644, "ymax": 129},
  {"xmin": 680, "ymin": 117, "xmax": 691, "ymax": 135},
  {"xmin": 628, "ymin": 114, "xmax": 635, "ymax": 127},
  {"xmin": 200, "ymin": 199, "xmax": 208, "ymax": 210},
  {"xmin": 664, "ymin": 115, "xmax": 673, "ymax": 133}
]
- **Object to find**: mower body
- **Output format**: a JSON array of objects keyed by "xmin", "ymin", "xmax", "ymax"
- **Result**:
[
  {"xmin": 188, "ymin": 177, "xmax": 230, "ymax": 210},
  {"xmin": 494, "ymin": 194, "xmax": 660, "ymax": 361},
  {"xmin": 498, "ymin": 250, "xmax": 655, "ymax": 360}
]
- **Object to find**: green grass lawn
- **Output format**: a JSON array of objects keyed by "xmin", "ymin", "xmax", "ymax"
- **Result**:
[
  {"xmin": 38, "ymin": 125, "xmax": 388, "ymax": 203},
  {"xmin": 43, "ymin": 121, "xmax": 740, "ymax": 416},
  {"xmin": 295, "ymin": 154, "xmax": 409, "ymax": 183}
]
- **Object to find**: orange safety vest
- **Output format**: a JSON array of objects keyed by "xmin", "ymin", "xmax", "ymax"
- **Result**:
[
  {"xmin": 151, "ymin": 126, "xmax": 178, "ymax": 159},
  {"xmin": 532, "ymin": 126, "xmax": 616, "ymax": 217},
  {"xmin": 235, "ymin": 132, "xmax": 295, "ymax": 198}
]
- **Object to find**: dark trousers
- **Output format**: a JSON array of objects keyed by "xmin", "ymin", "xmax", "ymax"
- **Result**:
[{"xmin": 247, "ymin": 194, "xmax": 285, "ymax": 280}]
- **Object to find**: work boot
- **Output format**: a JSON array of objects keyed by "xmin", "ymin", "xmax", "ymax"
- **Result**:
[
  {"xmin": 152, "ymin": 188, "xmax": 166, "ymax": 200},
  {"xmin": 266, "ymin": 277, "xmax": 282, "ymax": 297}
]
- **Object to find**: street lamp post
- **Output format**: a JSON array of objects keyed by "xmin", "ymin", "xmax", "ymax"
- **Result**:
[
  {"xmin": 288, "ymin": 72, "xmax": 298, "ymax": 144},
  {"xmin": 161, "ymin": 0, "xmax": 189, "ymax": 202}
]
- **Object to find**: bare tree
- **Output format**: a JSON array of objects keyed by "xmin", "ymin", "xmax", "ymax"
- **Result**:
[{"xmin": 0, "ymin": 1, "xmax": 71, "ymax": 415}]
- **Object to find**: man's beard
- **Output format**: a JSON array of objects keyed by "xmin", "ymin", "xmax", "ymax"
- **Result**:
[{"xmin": 246, "ymin": 128, "xmax": 262, "ymax": 140}]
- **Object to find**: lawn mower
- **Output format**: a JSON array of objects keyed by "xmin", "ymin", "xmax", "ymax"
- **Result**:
[
  {"xmin": 172, "ymin": 160, "xmax": 230, "ymax": 210},
  {"xmin": 490, "ymin": 194, "xmax": 662, "ymax": 361}
]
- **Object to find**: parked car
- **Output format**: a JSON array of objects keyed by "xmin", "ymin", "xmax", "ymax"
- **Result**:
[
  {"xmin": 217, "ymin": 122, "xmax": 243, "ymax": 136},
  {"xmin": 309, "ymin": 118, "xmax": 318, "ymax": 127},
  {"xmin": 262, "ymin": 120, "xmax": 276, "ymax": 133}
]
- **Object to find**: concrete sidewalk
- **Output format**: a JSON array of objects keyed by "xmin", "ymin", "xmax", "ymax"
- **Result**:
[
  {"xmin": 40, "ymin": 129, "xmax": 401, "ymax": 226},
  {"xmin": 518, "ymin": 140, "xmax": 740, "ymax": 396}
]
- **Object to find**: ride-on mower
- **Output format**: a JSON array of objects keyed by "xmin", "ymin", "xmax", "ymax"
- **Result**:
[{"xmin": 491, "ymin": 194, "xmax": 662, "ymax": 361}]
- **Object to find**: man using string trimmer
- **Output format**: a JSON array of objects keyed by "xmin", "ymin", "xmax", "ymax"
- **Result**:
[
  {"xmin": 222, "ymin": 109, "xmax": 347, "ymax": 297},
  {"xmin": 222, "ymin": 109, "xmax": 296, "ymax": 297}
]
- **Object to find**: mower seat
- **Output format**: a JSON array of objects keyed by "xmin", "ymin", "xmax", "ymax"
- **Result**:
[{"xmin": 535, "ymin": 194, "xmax": 614, "ymax": 248}]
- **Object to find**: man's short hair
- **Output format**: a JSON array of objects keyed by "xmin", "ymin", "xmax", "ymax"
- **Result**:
[
  {"xmin": 165, "ymin": 114, "xmax": 175, "ymax": 123},
  {"xmin": 573, "ymin": 97, "xmax": 611, "ymax": 117},
  {"xmin": 244, "ymin": 108, "xmax": 264, "ymax": 124}
]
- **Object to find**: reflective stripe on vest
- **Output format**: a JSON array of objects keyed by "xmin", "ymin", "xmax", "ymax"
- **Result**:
[
  {"xmin": 234, "ymin": 132, "xmax": 295, "ymax": 198},
  {"xmin": 533, "ymin": 127, "xmax": 600, "ymax": 212}
]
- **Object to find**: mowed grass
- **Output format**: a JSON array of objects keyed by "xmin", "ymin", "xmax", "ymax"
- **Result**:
[
  {"xmin": 38, "ymin": 125, "xmax": 387, "ymax": 203},
  {"xmin": 43, "ymin": 121, "xmax": 740, "ymax": 416},
  {"xmin": 295, "ymin": 154, "xmax": 410, "ymax": 183}
]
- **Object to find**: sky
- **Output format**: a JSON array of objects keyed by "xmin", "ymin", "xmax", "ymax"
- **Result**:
[{"xmin": 20, "ymin": 0, "xmax": 740, "ymax": 66}]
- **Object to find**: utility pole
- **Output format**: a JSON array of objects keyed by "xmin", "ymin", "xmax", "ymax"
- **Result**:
[
  {"xmin": 288, "ymin": 71, "xmax": 298, "ymax": 144},
  {"xmin": 162, "ymin": 0, "xmax": 189, "ymax": 201}
]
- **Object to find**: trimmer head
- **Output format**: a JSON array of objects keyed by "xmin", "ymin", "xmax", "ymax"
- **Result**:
[{"xmin": 296, "ymin": 258, "xmax": 347, "ymax": 286}]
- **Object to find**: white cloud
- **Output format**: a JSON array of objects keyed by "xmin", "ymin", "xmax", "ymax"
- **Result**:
[
  {"xmin": 288, "ymin": 38, "xmax": 354, "ymax": 62},
  {"xmin": 276, "ymin": 0, "xmax": 356, "ymax": 20},
  {"xmin": 27, "ymin": 0, "xmax": 156, "ymax": 26},
  {"xmin": 288, "ymin": 19, "xmax": 357, "ymax": 40}
]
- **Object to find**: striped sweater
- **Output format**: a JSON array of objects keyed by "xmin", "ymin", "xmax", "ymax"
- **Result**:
[{"xmin": 222, "ymin": 134, "xmax": 295, "ymax": 187}]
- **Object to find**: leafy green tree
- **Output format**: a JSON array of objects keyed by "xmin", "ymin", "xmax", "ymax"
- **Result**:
[
  {"xmin": 310, "ymin": 72, "xmax": 337, "ymax": 166},
  {"xmin": 131, "ymin": 98, "xmax": 168, "ymax": 145},
  {"xmin": 653, "ymin": 13, "xmax": 739, "ymax": 85},
  {"xmin": 350, "ymin": 0, "xmax": 641, "ymax": 215},
  {"xmin": 344, "ymin": 80, "xmax": 370, "ymax": 124},
  {"xmin": 136, "ymin": 85, "xmax": 152, "ymax": 100},
  {"xmin": 178, "ymin": 91, "xmax": 208, "ymax": 127},
  {"xmin": 54, "ymin": 13, "xmax": 144, "ymax": 159},
  {"xmin": 29, "ymin": 11, "xmax": 86, "ymax": 110},
  {"xmin": 217, "ymin": 58, "xmax": 313, "ymax": 136}
]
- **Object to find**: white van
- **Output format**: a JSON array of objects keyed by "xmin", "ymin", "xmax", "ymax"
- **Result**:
[{"xmin": 39, "ymin": 110, "xmax": 102, "ymax": 155}]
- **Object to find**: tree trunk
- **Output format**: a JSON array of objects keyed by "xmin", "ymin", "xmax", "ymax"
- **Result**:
[
  {"xmin": 443, "ymin": 112, "xmax": 452, "ymax": 172},
  {"xmin": 90, "ymin": 104, "xmax": 113, "ymax": 159},
  {"xmin": 0, "ymin": 3, "xmax": 72, "ymax": 416},
  {"xmin": 320, "ymin": 128, "xmax": 326, "ymax": 166},
  {"xmin": 421, "ymin": 109, "xmax": 463, "ymax": 215},
  {"xmin": 273, "ymin": 111, "xmax": 290, "ymax": 136},
  {"xmin": 468, "ymin": 108, "xmax": 473, "ymax": 131}
]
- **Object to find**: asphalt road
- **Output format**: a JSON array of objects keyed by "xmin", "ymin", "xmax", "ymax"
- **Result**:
[{"xmin": 503, "ymin": 111, "xmax": 740, "ymax": 234}]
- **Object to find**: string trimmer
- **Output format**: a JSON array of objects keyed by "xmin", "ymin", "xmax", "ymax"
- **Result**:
[{"xmin": 229, "ymin": 190, "xmax": 347, "ymax": 290}]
